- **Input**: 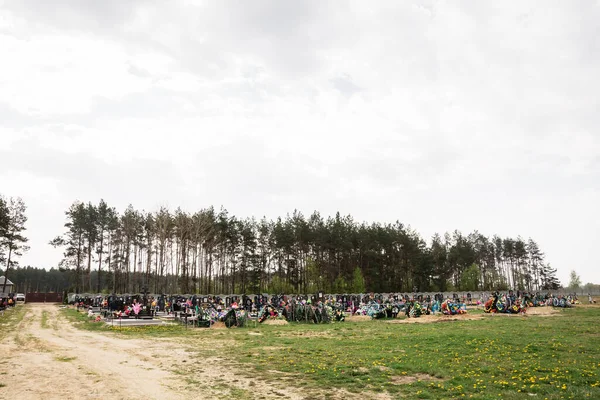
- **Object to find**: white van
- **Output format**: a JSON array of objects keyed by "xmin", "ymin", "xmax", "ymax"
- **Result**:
[{"xmin": 15, "ymin": 293, "xmax": 25, "ymax": 303}]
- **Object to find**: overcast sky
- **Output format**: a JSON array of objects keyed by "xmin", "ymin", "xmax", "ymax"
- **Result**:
[{"xmin": 1, "ymin": 1, "xmax": 598, "ymax": 285}]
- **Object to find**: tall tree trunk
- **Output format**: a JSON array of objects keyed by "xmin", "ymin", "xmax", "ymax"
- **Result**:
[
  {"xmin": 132, "ymin": 244, "xmax": 137, "ymax": 293},
  {"xmin": 146, "ymin": 239, "xmax": 152, "ymax": 292},
  {"xmin": 193, "ymin": 245, "xmax": 198, "ymax": 293},
  {"xmin": 159, "ymin": 241, "xmax": 165, "ymax": 293},
  {"xmin": 77, "ymin": 231, "xmax": 83, "ymax": 294},
  {"xmin": 97, "ymin": 233, "xmax": 104, "ymax": 293},
  {"xmin": 87, "ymin": 241, "xmax": 93, "ymax": 292},
  {"xmin": 208, "ymin": 252, "xmax": 213, "ymax": 294}
]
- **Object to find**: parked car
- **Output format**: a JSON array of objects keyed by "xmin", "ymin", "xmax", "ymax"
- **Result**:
[{"xmin": 15, "ymin": 293, "xmax": 25, "ymax": 303}]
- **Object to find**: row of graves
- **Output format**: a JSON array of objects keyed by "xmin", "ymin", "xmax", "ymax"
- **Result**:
[
  {"xmin": 482, "ymin": 291, "xmax": 580, "ymax": 314},
  {"xmin": 171, "ymin": 292, "xmax": 471, "ymax": 325},
  {"xmin": 75, "ymin": 292, "xmax": 473, "ymax": 328},
  {"xmin": 76, "ymin": 293, "xmax": 163, "ymax": 327},
  {"xmin": 74, "ymin": 290, "xmax": 579, "ymax": 329}
]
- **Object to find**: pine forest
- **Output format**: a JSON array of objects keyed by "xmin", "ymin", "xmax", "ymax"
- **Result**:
[{"xmin": 6, "ymin": 198, "xmax": 559, "ymax": 295}]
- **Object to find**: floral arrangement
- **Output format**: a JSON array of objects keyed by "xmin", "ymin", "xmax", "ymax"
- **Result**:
[{"xmin": 441, "ymin": 299, "xmax": 467, "ymax": 315}]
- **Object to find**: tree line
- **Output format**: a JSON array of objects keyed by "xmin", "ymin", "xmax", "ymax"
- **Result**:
[
  {"xmin": 7, "ymin": 263, "xmax": 599, "ymax": 296},
  {"xmin": 0, "ymin": 265, "xmax": 68, "ymax": 293},
  {"xmin": 48, "ymin": 199, "xmax": 562, "ymax": 295}
]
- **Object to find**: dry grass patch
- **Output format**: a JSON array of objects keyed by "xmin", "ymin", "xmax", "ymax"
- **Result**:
[
  {"xmin": 345, "ymin": 315, "xmax": 371, "ymax": 322},
  {"xmin": 390, "ymin": 373, "xmax": 445, "ymax": 385},
  {"xmin": 262, "ymin": 346, "xmax": 288, "ymax": 350},
  {"xmin": 262, "ymin": 319, "xmax": 288, "ymax": 326}
]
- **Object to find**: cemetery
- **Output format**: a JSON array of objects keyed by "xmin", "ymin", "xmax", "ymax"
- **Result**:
[{"xmin": 65, "ymin": 290, "xmax": 582, "ymax": 331}]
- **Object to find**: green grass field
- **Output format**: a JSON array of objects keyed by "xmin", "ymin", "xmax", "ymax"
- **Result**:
[{"xmin": 61, "ymin": 306, "xmax": 600, "ymax": 399}]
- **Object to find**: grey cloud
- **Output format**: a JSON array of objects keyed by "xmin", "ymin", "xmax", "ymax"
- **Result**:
[
  {"xmin": 331, "ymin": 75, "xmax": 361, "ymax": 97},
  {"xmin": 127, "ymin": 63, "xmax": 153, "ymax": 78},
  {"xmin": 88, "ymin": 91, "xmax": 194, "ymax": 121},
  {"xmin": 5, "ymin": 0, "xmax": 344, "ymax": 78},
  {"xmin": 333, "ymin": 142, "xmax": 460, "ymax": 189},
  {"xmin": 174, "ymin": 135, "xmax": 355, "ymax": 220},
  {"xmin": 198, "ymin": 1, "xmax": 341, "ymax": 76},
  {"xmin": 0, "ymin": 139, "xmax": 185, "ymax": 207},
  {"xmin": 0, "ymin": 102, "xmax": 37, "ymax": 129},
  {"xmin": 191, "ymin": 137, "xmax": 330, "ymax": 196},
  {"xmin": 213, "ymin": 1, "xmax": 319, "ymax": 39},
  {"xmin": 7, "ymin": 0, "xmax": 143, "ymax": 32},
  {"xmin": 4, "ymin": 0, "xmax": 179, "ymax": 66}
]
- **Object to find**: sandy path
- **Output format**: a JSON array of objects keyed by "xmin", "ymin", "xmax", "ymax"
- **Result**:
[
  {"xmin": 0, "ymin": 304, "xmax": 182, "ymax": 400},
  {"xmin": 0, "ymin": 304, "xmax": 308, "ymax": 400}
]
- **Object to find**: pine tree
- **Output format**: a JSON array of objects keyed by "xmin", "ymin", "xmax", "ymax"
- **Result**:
[
  {"xmin": 95, "ymin": 199, "xmax": 117, "ymax": 293},
  {"xmin": 0, "ymin": 196, "xmax": 8, "ymax": 266},
  {"xmin": 83, "ymin": 202, "xmax": 98, "ymax": 292},
  {"xmin": 50, "ymin": 201, "xmax": 87, "ymax": 293},
  {"xmin": 0, "ymin": 196, "xmax": 29, "ymax": 293},
  {"xmin": 350, "ymin": 267, "xmax": 366, "ymax": 293},
  {"xmin": 568, "ymin": 270, "xmax": 582, "ymax": 290}
]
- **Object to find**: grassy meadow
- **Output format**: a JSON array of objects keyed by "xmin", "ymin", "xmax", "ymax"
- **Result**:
[{"xmin": 57, "ymin": 305, "xmax": 600, "ymax": 399}]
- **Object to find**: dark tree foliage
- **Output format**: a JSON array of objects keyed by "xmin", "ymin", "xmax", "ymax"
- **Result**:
[
  {"xmin": 46, "ymin": 200, "xmax": 560, "ymax": 294},
  {"xmin": 1, "ymin": 266, "xmax": 70, "ymax": 293}
]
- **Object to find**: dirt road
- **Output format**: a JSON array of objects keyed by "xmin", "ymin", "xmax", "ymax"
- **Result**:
[{"xmin": 0, "ymin": 304, "xmax": 307, "ymax": 400}]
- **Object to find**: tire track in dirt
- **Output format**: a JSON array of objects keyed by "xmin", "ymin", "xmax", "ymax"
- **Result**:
[
  {"xmin": 0, "ymin": 304, "xmax": 313, "ymax": 399},
  {"xmin": 1, "ymin": 304, "xmax": 180, "ymax": 399}
]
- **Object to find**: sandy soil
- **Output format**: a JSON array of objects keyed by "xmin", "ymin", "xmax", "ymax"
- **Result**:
[
  {"xmin": 520, "ymin": 306, "xmax": 560, "ymax": 316},
  {"xmin": 385, "ymin": 313, "xmax": 484, "ymax": 324},
  {"xmin": 345, "ymin": 315, "xmax": 372, "ymax": 322},
  {"xmin": 0, "ymin": 304, "xmax": 310, "ymax": 400},
  {"xmin": 382, "ymin": 306, "xmax": 565, "ymax": 323}
]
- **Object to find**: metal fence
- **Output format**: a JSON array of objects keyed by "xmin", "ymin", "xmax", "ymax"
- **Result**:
[
  {"xmin": 68, "ymin": 290, "xmax": 599, "ymax": 303},
  {"xmin": 25, "ymin": 292, "xmax": 63, "ymax": 303}
]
